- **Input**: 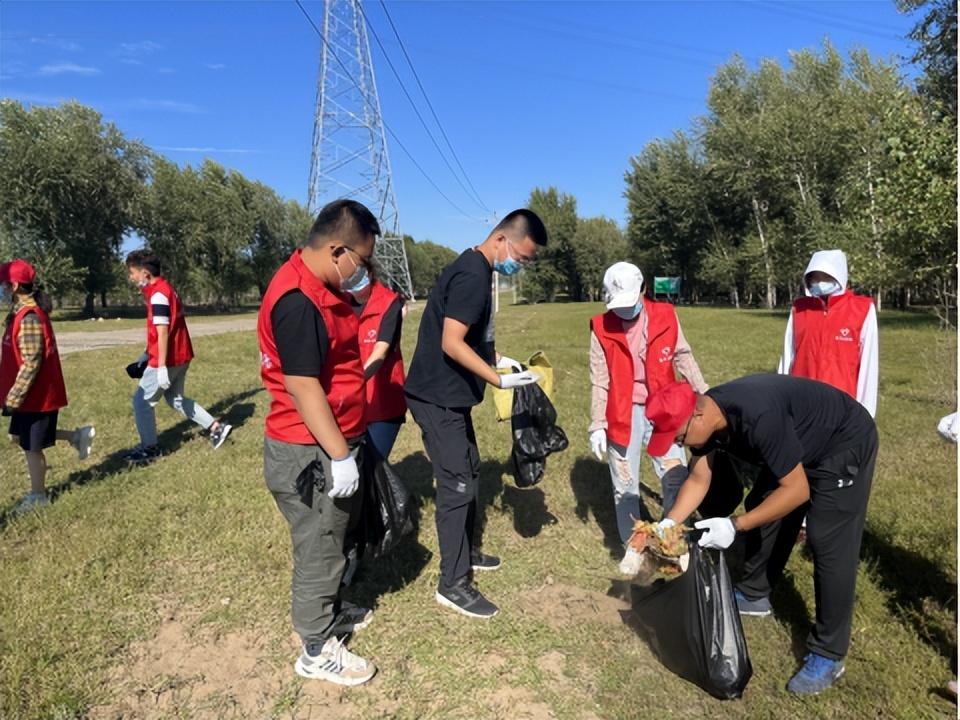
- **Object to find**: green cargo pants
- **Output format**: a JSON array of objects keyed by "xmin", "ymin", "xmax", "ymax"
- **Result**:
[{"xmin": 264, "ymin": 436, "xmax": 362, "ymax": 645}]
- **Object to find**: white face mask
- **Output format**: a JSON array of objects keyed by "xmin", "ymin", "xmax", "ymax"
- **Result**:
[{"xmin": 808, "ymin": 280, "xmax": 841, "ymax": 297}]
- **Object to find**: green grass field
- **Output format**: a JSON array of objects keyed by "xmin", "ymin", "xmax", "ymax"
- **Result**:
[{"xmin": 0, "ymin": 304, "xmax": 955, "ymax": 719}]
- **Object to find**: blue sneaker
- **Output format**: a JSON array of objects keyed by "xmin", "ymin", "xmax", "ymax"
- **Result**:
[
  {"xmin": 734, "ymin": 589, "xmax": 772, "ymax": 617},
  {"xmin": 787, "ymin": 653, "xmax": 845, "ymax": 694}
]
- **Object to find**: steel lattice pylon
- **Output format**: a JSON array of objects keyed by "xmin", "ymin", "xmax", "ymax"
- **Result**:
[{"xmin": 307, "ymin": 0, "xmax": 414, "ymax": 299}]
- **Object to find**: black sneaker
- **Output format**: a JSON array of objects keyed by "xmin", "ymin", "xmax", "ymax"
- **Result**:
[
  {"xmin": 470, "ymin": 552, "xmax": 502, "ymax": 572},
  {"xmin": 124, "ymin": 445, "xmax": 161, "ymax": 466},
  {"xmin": 210, "ymin": 423, "xmax": 232, "ymax": 450},
  {"xmin": 435, "ymin": 580, "xmax": 499, "ymax": 619}
]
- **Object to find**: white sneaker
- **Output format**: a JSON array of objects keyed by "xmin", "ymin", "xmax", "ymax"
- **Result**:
[
  {"xmin": 294, "ymin": 636, "xmax": 377, "ymax": 686},
  {"xmin": 618, "ymin": 547, "xmax": 644, "ymax": 576},
  {"xmin": 330, "ymin": 601, "xmax": 374, "ymax": 635},
  {"xmin": 72, "ymin": 425, "xmax": 96, "ymax": 460},
  {"xmin": 13, "ymin": 492, "xmax": 49, "ymax": 515}
]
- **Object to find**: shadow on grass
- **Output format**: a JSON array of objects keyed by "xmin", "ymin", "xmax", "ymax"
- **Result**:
[
  {"xmin": 569, "ymin": 456, "xmax": 663, "ymax": 560},
  {"xmin": 861, "ymin": 526, "xmax": 958, "ymax": 664},
  {"xmin": 501, "ymin": 485, "xmax": 558, "ymax": 538},
  {"xmin": 0, "ymin": 387, "xmax": 263, "ymax": 531}
]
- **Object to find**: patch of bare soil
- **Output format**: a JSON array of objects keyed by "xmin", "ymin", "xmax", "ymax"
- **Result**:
[{"xmin": 520, "ymin": 582, "xmax": 630, "ymax": 630}]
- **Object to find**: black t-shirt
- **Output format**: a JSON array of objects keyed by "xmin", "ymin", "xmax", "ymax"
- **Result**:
[
  {"xmin": 353, "ymin": 295, "xmax": 404, "ymax": 353},
  {"xmin": 692, "ymin": 374, "xmax": 875, "ymax": 478},
  {"xmin": 271, "ymin": 290, "xmax": 329, "ymax": 376},
  {"xmin": 405, "ymin": 249, "xmax": 494, "ymax": 407}
]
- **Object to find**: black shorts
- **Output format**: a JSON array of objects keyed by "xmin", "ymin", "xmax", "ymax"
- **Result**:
[{"xmin": 8, "ymin": 410, "xmax": 59, "ymax": 452}]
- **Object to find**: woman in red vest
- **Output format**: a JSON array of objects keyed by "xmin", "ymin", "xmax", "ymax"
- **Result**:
[
  {"xmin": 778, "ymin": 249, "xmax": 878, "ymax": 418},
  {"xmin": 588, "ymin": 262, "xmax": 708, "ymax": 575},
  {"xmin": 0, "ymin": 260, "xmax": 95, "ymax": 515},
  {"xmin": 351, "ymin": 271, "xmax": 407, "ymax": 461}
]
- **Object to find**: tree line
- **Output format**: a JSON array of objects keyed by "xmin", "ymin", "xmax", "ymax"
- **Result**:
[{"xmin": 518, "ymin": 2, "xmax": 956, "ymax": 318}]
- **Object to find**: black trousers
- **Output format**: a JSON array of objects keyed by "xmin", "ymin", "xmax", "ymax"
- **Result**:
[
  {"xmin": 736, "ymin": 426, "xmax": 878, "ymax": 660},
  {"xmin": 406, "ymin": 395, "xmax": 481, "ymax": 589}
]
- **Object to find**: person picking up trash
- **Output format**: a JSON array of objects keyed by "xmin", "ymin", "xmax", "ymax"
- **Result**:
[
  {"xmin": 645, "ymin": 374, "xmax": 878, "ymax": 695},
  {"xmin": 587, "ymin": 261, "xmax": 708, "ymax": 576}
]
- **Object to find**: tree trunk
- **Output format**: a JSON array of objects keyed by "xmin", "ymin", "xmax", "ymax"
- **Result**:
[
  {"xmin": 83, "ymin": 292, "xmax": 95, "ymax": 317},
  {"xmin": 752, "ymin": 196, "xmax": 776, "ymax": 309},
  {"xmin": 100, "ymin": 291, "xmax": 108, "ymax": 308},
  {"xmin": 731, "ymin": 287, "xmax": 740, "ymax": 309}
]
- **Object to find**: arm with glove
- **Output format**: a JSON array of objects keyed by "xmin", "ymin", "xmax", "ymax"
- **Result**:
[
  {"xmin": 587, "ymin": 331, "xmax": 609, "ymax": 460},
  {"xmin": 155, "ymin": 324, "xmax": 171, "ymax": 390},
  {"xmin": 442, "ymin": 318, "xmax": 539, "ymax": 389}
]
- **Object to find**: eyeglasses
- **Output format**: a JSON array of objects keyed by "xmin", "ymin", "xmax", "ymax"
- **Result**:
[
  {"xmin": 506, "ymin": 241, "xmax": 533, "ymax": 267},
  {"xmin": 676, "ymin": 415, "xmax": 694, "ymax": 445}
]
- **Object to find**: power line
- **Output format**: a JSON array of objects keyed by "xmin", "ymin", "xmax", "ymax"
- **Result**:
[
  {"xmin": 294, "ymin": 0, "xmax": 484, "ymax": 224},
  {"xmin": 376, "ymin": 0, "xmax": 492, "ymax": 214},
  {"xmin": 353, "ymin": 0, "xmax": 490, "ymax": 214}
]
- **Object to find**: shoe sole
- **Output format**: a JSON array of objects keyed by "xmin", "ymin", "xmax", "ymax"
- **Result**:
[
  {"xmin": 470, "ymin": 564, "xmax": 501, "ymax": 572},
  {"xmin": 212, "ymin": 424, "xmax": 232, "ymax": 450},
  {"xmin": 435, "ymin": 591, "xmax": 498, "ymax": 619},
  {"xmin": 739, "ymin": 609, "xmax": 772, "ymax": 617},
  {"xmin": 294, "ymin": 658, "xmax": 376, "ymax": 686}
]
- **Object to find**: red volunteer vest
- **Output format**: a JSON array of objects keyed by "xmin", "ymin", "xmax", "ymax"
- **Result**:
[
  {"xmin": 0, "ymin": 305, "xmax": 68, "ymax": 412},
  {"xmin": 143, "ymin": 277, "xmax": 194, "ymax": 367},
  {"xmin": 790, "ymin": 289, "xmax": 873, "ymax": 400},
  {"xmin": 258, "ymin": 250, "xmax": 366, "ymax": 444},
  {"xmin": 358, "ymin": 281, "xmax": 407, "ymax": 423},
  {"xmin": 591, "ymin": 298, "xmax": 679, "ymax": 447}
]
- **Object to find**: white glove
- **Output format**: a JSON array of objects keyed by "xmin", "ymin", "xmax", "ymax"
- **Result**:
[
  {"xmin": 496, "ymin": 355, "xmax": 522, "ymax": 371},
  {"xmin": 329, "ymin": 455, "xmax": 360, "ymax": 498},
  {"xmin": 589, "ymin": 429, "xmax": 607, "ymax": 460},
  {"xmin": 694, "ymin": 517, "xmax": 736, "ymax": 550},
  {"xmin": 656, "ymin": 518, "xmax": 676, "ymax": 538},
  {"xmin": 499, "ymin": 370, "xmax": 541, "ymax": 389},
  {"xmin": 156, "ymin": 366, "xmax": 171, "ymax": 390}
]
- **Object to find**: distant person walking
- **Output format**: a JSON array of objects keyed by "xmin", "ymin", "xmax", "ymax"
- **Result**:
[
  {"xmin": 405, "ymin": 209, "xmax": 547, "ymax": 619},
  {"xmin": 587, "ymin": 261, "xmax": 708, "ymax": 575},
  {"xmin": 0, "ymin": 259, "xmax": 95, "ymax": 514},
  {"xmin": 123, "ymin": 250, "xmax": 231, "ymax": 465}
]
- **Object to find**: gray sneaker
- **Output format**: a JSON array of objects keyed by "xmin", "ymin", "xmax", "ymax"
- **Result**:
[
  {"xmin": 210, "ymin": 423, "xmax": 232, "ymax": 450},
  {"xmin": 294, "ymin": 636, "xmax": 376, "ymax": 686},
  {"xmin": 735, "ymin": 589, "xmax": 772, "ymax": 617},
  {"xmin": 13, "ymin": 492, "xmax": 49, "ymax": 516},
  {"xmin": 330, "ymin": 601, "xmax": 374, "ymax": 635},
  {"xmin": 436, "ymin": 579, "xmax": 498, "ymax": 619}
]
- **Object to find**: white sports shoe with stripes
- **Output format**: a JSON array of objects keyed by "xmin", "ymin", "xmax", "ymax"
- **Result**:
[{"xmin": 294, "ymin": 636, "xmax": 376, "ymax": 686}]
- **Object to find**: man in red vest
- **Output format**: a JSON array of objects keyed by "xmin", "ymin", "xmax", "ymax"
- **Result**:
[
  {"xmin": 123, "ymin": 250, "xmax": 232, "ymax": 464},
  {"xmin": 588, "ymin": 262, "xmax": 708, "ymax": 575},
  {"xmin": 258, "ymin": 199, "xmax": 379, "ymax": 686},
  {"xmin": 779, "ymin": 249, "xmax": 878, "ymax": 418},
  {"xmin": 0, "ymin": 259, "xmax": 95, "ymax": 514}
]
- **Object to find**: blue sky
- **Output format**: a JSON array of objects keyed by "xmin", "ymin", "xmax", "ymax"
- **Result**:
[{"xmin": 1, "ymin": 1, "xmax": 919, "ymax": 252}]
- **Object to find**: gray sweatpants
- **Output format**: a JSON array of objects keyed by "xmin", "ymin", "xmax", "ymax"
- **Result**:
[
  {"xmin": 133, "ymin": 363, "xmax": 216, "ymax": 448},
  {"xmin": 264, "ymin": 436, "xmax": 361, "ymax": 645}
]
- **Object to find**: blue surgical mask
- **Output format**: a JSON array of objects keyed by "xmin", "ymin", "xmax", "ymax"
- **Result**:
[
  {"xmin": 494, "ymin": 242, "xmax": 523, "ymax": 276},
  {"xmin": 337, "ymin": 250, "xmax": 371, "ymax": 298},
  {"xmin": 808, "ymin": 280, "xmax": 841, "ymax": 297},
  {"xmin": 613, "ymin": 302, "xmax": 643, "ymax": 320}
]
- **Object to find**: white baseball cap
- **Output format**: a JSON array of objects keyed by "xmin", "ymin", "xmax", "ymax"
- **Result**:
[{"xmin": 603, "ymin": 262, "xmax": 644, "ymax": 310}]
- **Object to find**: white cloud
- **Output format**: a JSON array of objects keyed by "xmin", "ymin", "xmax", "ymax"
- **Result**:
[
  {"xmin": 134, "ymin": 99, "xmax": 203, "ymax": 114},
  {"xmin": 30, "ymin": 36, "xmax": 82, "ymax": 51},
  {"xmin": 156, "ymin": 146, "xmax": 257, "ymax": 154},
  {"xmin": 118, "ymin": 41, "xmax": 162, "ymax": 56},
  {"xmin": 205, "ymin": 63, "xmax": 227, "ymax": 71},
  {"xmin": 38, "ymin": 63, "xmax": 100, "ymax": 76}
]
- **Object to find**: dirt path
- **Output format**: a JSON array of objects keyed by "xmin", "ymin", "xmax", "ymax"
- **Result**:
[{"xmin": 57, "ymin": 317, "xmax": 257, "ymax": 355}]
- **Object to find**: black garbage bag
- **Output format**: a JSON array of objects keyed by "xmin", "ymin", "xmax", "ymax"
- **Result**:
[
  {"xmin": 509, "ymin": 381, "xmax": 568, "ymax": 488},
  {"xmin": 631, "ymin": 540, "xmax": 753, "ymax": 699},
  {"xmin": 356, "ymin": 447, "xmax": 417, "ymax": 558}
]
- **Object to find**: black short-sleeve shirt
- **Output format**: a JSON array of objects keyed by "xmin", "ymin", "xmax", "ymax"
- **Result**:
[
  {"xmin": 405, "ymin": 249, "xmax": 494, "ymax": 407},
  {"xmin": 271, "ymin": 290, "xmax": 330, "ymax": 376},
  {"xmin": 692, "ymin": 374, "xmax": 875, "ymax": 478}
]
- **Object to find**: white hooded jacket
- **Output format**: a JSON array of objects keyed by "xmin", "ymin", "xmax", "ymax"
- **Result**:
[{"xmin": 778, "ymin": 249, "xmax": 879, "ymax": 418}]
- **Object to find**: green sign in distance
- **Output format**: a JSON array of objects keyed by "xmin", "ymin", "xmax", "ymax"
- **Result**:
[{"xmin": 653, "ymin": 277, "xmax": 681, "ymax": 294}]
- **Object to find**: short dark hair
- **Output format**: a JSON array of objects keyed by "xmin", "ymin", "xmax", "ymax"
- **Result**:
[
  {"xmin": 125, "ymin": 249, "xmax": 162, "ymax": 276},
  {"xmin": 307, "ymin": 199, "xmax": 381, "ymax": 248},
  {"xmin": 493, "ymin": 208, "xmax": 548, "ymax": 247}
]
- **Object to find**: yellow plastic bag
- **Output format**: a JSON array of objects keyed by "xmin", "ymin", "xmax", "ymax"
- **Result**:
[{"xmin": 492, "ymin": 351, "xmax": 555, "ymax": 422}]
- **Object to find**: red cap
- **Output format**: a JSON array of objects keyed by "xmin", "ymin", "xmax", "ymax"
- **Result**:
[
  {"xmin": 645, "ymin": 381, "xmax": 697, "ymax": 457},
  {"xmin": 0, "ymin": 259, "xmax": 36, "ymax": 285}
]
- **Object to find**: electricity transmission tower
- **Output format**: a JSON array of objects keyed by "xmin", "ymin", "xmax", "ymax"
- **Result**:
[{"xmin": 307, "ymin": 0, "xmax": 414, "ymax": 298}]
